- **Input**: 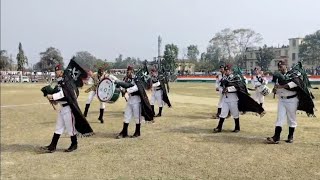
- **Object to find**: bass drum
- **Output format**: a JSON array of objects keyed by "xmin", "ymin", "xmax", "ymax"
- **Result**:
[{"xmin": 96, "ymin": 77, "xmax": 120, "ymax": 103}]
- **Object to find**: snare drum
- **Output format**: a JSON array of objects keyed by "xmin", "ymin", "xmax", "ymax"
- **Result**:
[
  {"xmin": 96, "ymin": 78, "xmax": 120, "ymax": 103},
  {"xmin": 259, "ymin": 85, "xmax": 271, "ymax": 96}
]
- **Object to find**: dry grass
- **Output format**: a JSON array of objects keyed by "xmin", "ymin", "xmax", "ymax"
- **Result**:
[{"xmin": 1, "ymin": 82, "xmax": 320, "ymax": 180}]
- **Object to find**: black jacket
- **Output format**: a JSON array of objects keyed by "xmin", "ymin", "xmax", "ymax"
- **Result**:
[
  {"xmin": 222, "ymin": 74, "xmax": 265, "ymax": 115},
  {"xmin": 59, "ymin": 74, "xmax": 94, "ymax": 136}
]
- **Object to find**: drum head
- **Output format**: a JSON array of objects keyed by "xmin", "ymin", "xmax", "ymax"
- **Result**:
[
  {"xmin": 261, "ymin": 86, "xmax": 270, "ymax": 96},
  {"xmin": 96, "ymin": 78, "xmax": 115, "ymax": 102}
]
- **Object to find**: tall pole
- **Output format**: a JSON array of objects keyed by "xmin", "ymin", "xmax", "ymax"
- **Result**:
[{"xmin": 158, "ymin": 35, "xmax": 162, "ymax": 68}]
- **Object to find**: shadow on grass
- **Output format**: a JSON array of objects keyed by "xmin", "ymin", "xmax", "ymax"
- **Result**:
[
  {"xmin": 38, "ymin": 121, "xmax": 55, "ymax": 125},
  {"xmin": 1, "ymin": 143, "xmax": 38, "ymax": 152},
  {"xmin": 169, "ymin": 126, "xmax": 211, "ymax": 134},
  {"xmin": 168, "ymin": 126, "xmax": 265, "ymax": 145},
  {"xmin": 197, "ymin": 134, "xmax": 265, "ymax": 145},
  {"xmin": 87, "ymin": 111, "xmax": 124, "ymax": 117},
  {"xmin": 164, "ymin": 114, "xmax": 212, "ymax": 120},
  {"xmin": 89, "ymin": 132, "xmax": 119, "ymax": 139}
]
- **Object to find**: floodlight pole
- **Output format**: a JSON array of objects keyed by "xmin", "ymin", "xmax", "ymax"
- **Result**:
[{"xmin": 158, "ymin": 35, "xmax": 162, "ymax": 69}]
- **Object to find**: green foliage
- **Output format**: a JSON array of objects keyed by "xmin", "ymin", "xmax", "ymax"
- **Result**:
[
  {"xmin": 163, "ymin": 44, "xmax": 179, "ymax": 73},
  {"xmin": 35, "ymin": 47, "xmax": 63, "ymax": 72},
  {"xmin": 299, "ymin": 30, "xmax": 320, "ymax": 65},
  {"xmin": 187, "ymin": 45, "xmax": 199, "ymax": 62},
  {"xmin": 255, "ymin": 45, "xmax": 275, "ymax": 71},
  {"xmin": 196, "ymin": 45, "xmax": 222, "ymax": 72},
  {"xmin": 73, "ymin": 51, "xmax": 98, "ymax": 70},
  {"xmin": 16, "ymin": 42, "xmax": 28, "ymax": 71},
  {"xmin": 112, "ymin": 54, "xmax": 144, "ymax": 69},
  {"xmin": 0, "ymin": 50, "xmax": 11, "ymax": 70}
]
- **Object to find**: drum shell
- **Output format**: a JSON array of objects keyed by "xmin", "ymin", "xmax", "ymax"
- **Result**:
[
  {"xmin": 258, "ymin": 85, "xmax": 270, "ymax": 96},
  {"xmin": 96, "ymin": 77, "xmax": 120, "ymax": 103},
  {"xmin": 108, "ymin": 88, "xmax": 120, "ymax": 103}
]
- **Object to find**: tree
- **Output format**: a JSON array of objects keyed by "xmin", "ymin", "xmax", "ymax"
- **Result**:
[
  {"xmin": 35, "ymin": 47, "xmax": 64, "ymax": 72},
  {"xmin": 187, "ymin": 45, "xmax": 199, "ymax": 62},
  {"xmin": 163, "ymin": 44, "xmax": 179, "ymax": 73},
  {"xmin": 95, "ymin": 59, "xmax": 112, "ymax": 71},
  {"xmin": 16, "ymin": 42, "xmax": 28, "ymax": 71},
  {"xmin": 209, "ymin": 28, "xmax": 262, "ymax": 64},
  {"xmin": 233, "ymin": 28, "xmax": 263, "ymax": 57},
  {"xmin": 113, "ymin": 54, "xmax": 125, "ymax": 69},
  {"xmin": 255, "ymin": 45, "xmax": 275, "ymax": 71},
  {"xmin": 112, "ymin": 55, "xmax": 144, "ymax": 69},
  {"xmin": 73, "ymin": 51, "xmax": 97, "ymax": 70},
  {"xmin": 196, "ymin": 45, "xmax": 222, "ymax": 72},
  {"xmin": 0, "ymin": 50, "xmax": 10, "ymax": 70},
  {"xmin": 73, "ymin": 51, "xmax": 111, "ymax": 71},
  {"xmin": 299, "ymin": 30, "xmax": 320, "ymax": 65}
]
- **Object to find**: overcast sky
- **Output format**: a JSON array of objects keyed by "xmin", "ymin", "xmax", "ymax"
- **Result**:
[{"xmin": 1, "ymin": 0, "xmax": 320, "ymax": 65}]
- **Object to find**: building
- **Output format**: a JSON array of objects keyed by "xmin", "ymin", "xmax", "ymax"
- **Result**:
[
  {"xmin": 244, "ymin": 38, "xmax": 303, "ymax": 73},
  {"xmin": 288, "ymin": 38, "xmax": 304, "ymax": 68}
]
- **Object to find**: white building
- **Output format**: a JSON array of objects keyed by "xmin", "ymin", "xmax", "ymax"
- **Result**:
[{"xmin": 244, "ymin": 37, "xmax": 303, "ymax": 73}]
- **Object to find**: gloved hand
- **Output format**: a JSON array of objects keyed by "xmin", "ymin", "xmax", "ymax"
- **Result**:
[{"xmin": 222, "ymin": 88, "xmax": 228, "ymax": 93}]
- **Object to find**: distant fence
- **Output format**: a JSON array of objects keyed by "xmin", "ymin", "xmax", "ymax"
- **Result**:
[{"xmin": 176, "ymin": 75, "xmax": 320, "ymax": 85}]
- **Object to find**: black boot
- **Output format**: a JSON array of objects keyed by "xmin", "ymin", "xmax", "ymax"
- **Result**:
[
  {"xmin": 212, "ymin": 108, "xmax": 221, "ymax": 119},
  {"xmin": 98, "ymin": 108, "xmax": 104, "ymax": 124},
  {"xmin": 267, "ymin": 126, "xmax": 282, "ymax": 144},
  {"xmin": 216, "ymin": 108, "xmax": 221, "ymax": 118},
  {"xmin": 65, "ymin": 135, "xmax": 78, "ymax": 152},
  {"xmin": 285, "ymin": 127, "xmax": 295, "ymax": 143},
  {"xmin": 151, "ymin": 105, "xmax": 155, "ymax": 116},
  {"xmin": 155, "ymin": 107, "xmax": 163, "ymax": 117},
  {"xmin": 41, "ymin": 133, "xmax": 60, "ymax": 153},
  {"xmin": 213, "ymin": 118, "xmax": 225, "ymax": 133},
  {"xmin": 131, "ymin": 124, "xmax": 141, "ymax": 138},
  {"xmin": 232, "ymin": 118, "xmax": 240, "ymax": 133},
  {"xmin": 83, "ymin": 104, "xmax": 90, "ymax": 117},
  {"xmin": 116, "ymin": 123, "xmax": 129, "ymax": 139}
]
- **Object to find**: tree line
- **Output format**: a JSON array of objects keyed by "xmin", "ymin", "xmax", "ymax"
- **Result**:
[{"xmin": 1, "ymin": 29, "xmax": 319, "ymax": 73}]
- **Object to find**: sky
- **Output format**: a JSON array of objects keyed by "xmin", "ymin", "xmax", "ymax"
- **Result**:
[{"xmin": 1, "ymin": 0, "xmax": 320, "ymax": 66}]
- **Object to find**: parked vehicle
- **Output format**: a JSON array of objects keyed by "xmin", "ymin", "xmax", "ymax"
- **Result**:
[
  {"xmin": 21, "ymin": 76, "xmax": 30, "ymax": 83},
  {"xmin": 10, "ymin": 75, "xmax": 20, "ymax": 82},
  {"xmin": 31, "ymin": 78, "xmax": 39, "ymax": 82}
]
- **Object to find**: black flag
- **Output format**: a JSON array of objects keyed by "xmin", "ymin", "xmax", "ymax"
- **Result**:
[{"xmin": 65, "ymin": 57, "xmax": 88, "ymax": 87}]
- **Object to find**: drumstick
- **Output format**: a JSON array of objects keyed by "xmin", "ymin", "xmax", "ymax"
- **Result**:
[{"xmin": 47, "ymin": 96, "xmax": 56, "ymax": 110}]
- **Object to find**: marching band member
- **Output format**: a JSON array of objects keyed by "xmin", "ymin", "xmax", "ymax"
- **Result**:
[
  {"xmin": 116, "ymin": 65, "xmax": 154, "ymax": 138},
  {"xmin": 41, "ymin": 64, "xmax": 93, "ymax": 153},
  {"xmin": 213, "ymin": 65, "xmax": 225, "ymax": 119},
  {"xmin": 213, "ymin": 65, "xmax": 265, "ymax": 133},
  {"xmin": 150, "ymin": 68, "xmax": 171, "ymax": 117},
  {"xmin": 266, "ymin": 61, "xmax": 315, "ymax": 144},
  {"xmin": 117, "ymin": 66, "xmax": 142, "ymax": 138},
  {"xmin": 252, "ymin": 67, "xmax": 268, "ymax": 106},
  {"xmin": 83, "ymin": 68, "xmax": 107, "ymax": 123}
]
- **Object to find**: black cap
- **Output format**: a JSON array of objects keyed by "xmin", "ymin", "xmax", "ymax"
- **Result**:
[{"xmin": 219, "ymin": 64, "xmax": 225, "ymax": 68}]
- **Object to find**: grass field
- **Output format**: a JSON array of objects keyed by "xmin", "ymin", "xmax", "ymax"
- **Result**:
[{"xmin": 1, "ymin": 82, "xmax": 320, "ymax": 180}]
